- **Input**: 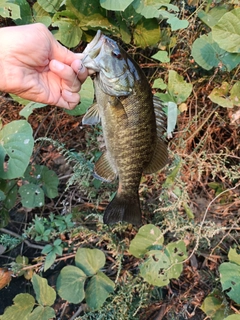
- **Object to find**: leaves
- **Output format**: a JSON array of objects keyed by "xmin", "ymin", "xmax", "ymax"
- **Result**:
[
  {"xmin": 19, "ymin": 184, "xmax": 45, "ymax": 208},
  {"xmin": 0, "ymin": 293, "xmax": 35, "ymax": 320},
  {"xmin": 19, "ymin": 102, "xmax": 47, "ymax": 120},
  {"xmin": 28, "ymin": 306, "xmax": 55, "ymax": 320},
  {"xmin": 100, "ymin": 0, "xmax": 133, "ymax": 11},
  {"xmin": 56, "ymin": 266, "xmax": 86, "ymax": 304},
  {"xmin": 75, "ymin": 248, "xmax": 106, "ymax": 276},
  {"xmin": 0, "ymin": 268, "xmax": 12, "ymax": 290},
  {"xmin": 133, "ymin": 18, "xmax": 160, "ymax": 48},
  {"xmin": 0, "ymin": 120, "xmax": 34, "ymax": 179},
  {"xmin": 85, "ymin": 271, "xmax": 115, "ymax": 310},
  {"xmin": 208, "ymin": 81, "xmax": 240, "ymax": 108},
  {"xmin": 129, "ymin": 224, "xmax": 164, "ymax": 258},
  {"xmin": 219, "ymin": 262, "xmax": 240, "ymax": 304},
  {"xmin": 0, "ymin": 1, "xmax": 21, "ymax": 19},
  {"xmin": 139, "ymin": 240, "xmax": 187, "ymax": 287},
  {"xmin": 191, "ymin": 33, "xmax": 240, "ymax": 71},
  {"xmin": 212, "ymin": 8, "xmax": 240, "ymax": 53},
  {"xmin": 201, "ymin": 289, "xmax": 229, "ymax": 320},
  {"xmin": 31, "ymin": 274, "xmax": 56, "ymax": 306},
  {"xmin": 167, "ymin": 70, "xmax": 192, "ymax": 104}
]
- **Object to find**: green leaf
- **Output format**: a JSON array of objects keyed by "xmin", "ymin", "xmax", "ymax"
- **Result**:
[
  {"xmin": 198, "ymin": 6, "xmax": 228, "ymax": 28},
  {"xmin": 140, "ymin": 240, "xmax": 186, "ymax": 287},
  {"xmin": 230, "ymin": 82, "xmax": 240, "ymax": 107},
  {"xmin": 65, "ymin": 77, "xmax": 94, "ymax": 116},
  {"xmin": 228, "ymin": 248, "xmax": 240, "ymax": 265},
  {"xmin": 0, "ymin": 1, "xmax": 21, "ymax": 19},
  {"xmin": 56, "ymin": 265, "xmax": 86, "ymax": 304},
  {"xmin": 166, "ymin": 101, "xmax": 178, "ymax": 138},
  {"xmin": 32, "ymin": 2, "xmax": 52, "ymax": 26},
  {"xmin": 32, "ymin": 274, "xmax": 56, "ymax": 306},
  {"xmin": 140, "ymin": 249, "xmax": 171, "ymax": 286},
  {"xmin": 191, "ymin": 33, "xmax": 240, "ymax": 71},
  {"xmin": 0, "ymin": 293, "xmax": 35, "ymax": 320},
  {"xmin": 133, "ymin": 18, "xmax": 160, "ymax": 48},
  {"xmin": 0, "ymin": 179, "xmax": 18, "ymax": 210},
  {"xmin": 168, "ymin": 70, "xmax": 192, "ymax": 104},
  {"xmin": 52, "ymin": 20, "xmax": 83, "ymax": 48},
  {"xmin": 201, "ymin": 290, "xmax": 228, "ymax": 320},
  {"xmin": 224, "ymin": 316, "xmax": 240, "ymax": 320},
  {"xmin": 152, "ymin": 51, "xmax": 170, "ymax": 63},
  {"xmin": 85, "ymin": 271, "xmax": 115, "ymax": 310},
  {"xmin": 212, "ymin": 8, "xmax": 240, "ymax": 53},
  {"xmin": 100, "ymin": 0, "xmax": 133, "ymax": 11},
  {"xmin": 13, "ymin": 0, "xmax": 33, "ymax": 25},
  {"xmin": 152, "ymin": 79, "xmax": 167, "ymax": 90},
  {"xmin": 28, "ymin": 306, "xmax": 55, "ymax": 320},
  {"xmin": 19, "ymin": 184, "xmax": 45, "ymax": 208},
  {"xmin": 75, "ymin": 248, "xmax": 106, "ymax": 276},
  {"xmin": 19, "ymin": 102, "xmax": 47, "ymax": 120},
  {"xmin": 0, "ymin": 120, "xmax": 34, "ymax": 179},
  {"xmin": 167, "ymin": 16, "xmax": 189, "ymax": 31},
  {"xmin": 37, "ymin": 0, "xmax": 62, "ymax": 13},
  {"xmin": 23, "ymin": 165, "xmax": 59, "ymax": 199},
  {"xmin": 0, "ymin": 189, "xmax": 6, "ymax": 201},
  {"xmin": 219, "ymin": 262, "xmax": 240, "ymax": 304},
  {"xmin": 163, "ymin": 158, "xmax": 181, "ymax": 187},
  {"xmin": 208, "ymin": 82, "xmax": 233, "ymax": 108},
  {"xmin": 9, "ymin": 94, "xmax": 31, "ymax": 106},
  {"xmin": 165, "ymin": 240, "xmax": 187, "ymax": 279},
  {"xmin": 44, "ymin": 251, "xmax": 57, "ymax": 272},
  {"xmin": 129, "ymin": 224, "xmax": 164, "ymax": 258}
]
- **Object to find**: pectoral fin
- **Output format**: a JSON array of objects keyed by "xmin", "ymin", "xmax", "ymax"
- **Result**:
[
  {"xmin": 143, "ymin": 138, "xmax": 168, "ymax": 174},
  {"xmin": 94, "ymin": 152, "xmax": 116, "ymax": 182},
  {"xmin": 82, "ymin": 103, "xmax": 101, "ymax": 125}
]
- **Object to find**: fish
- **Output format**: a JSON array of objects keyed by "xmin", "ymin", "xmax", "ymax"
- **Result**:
[{"xmin": 82, "ymin": 30, "xmax": 168, "ymax": 225}]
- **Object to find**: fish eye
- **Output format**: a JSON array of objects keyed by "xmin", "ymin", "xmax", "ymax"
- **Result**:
[{"xmin": 112, "ymin": 51, "xmax": 122, "ymax": 59}]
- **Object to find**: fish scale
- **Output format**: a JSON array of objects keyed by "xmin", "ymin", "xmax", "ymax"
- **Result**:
[{"xmin": 82, "ymin": 30, "xmax": 168, "ymax": 224}]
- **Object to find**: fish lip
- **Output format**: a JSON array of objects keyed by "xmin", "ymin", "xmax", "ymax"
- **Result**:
[{"xmin": 83, "ymin": 30, "xmax": 103, "ymax": 55}]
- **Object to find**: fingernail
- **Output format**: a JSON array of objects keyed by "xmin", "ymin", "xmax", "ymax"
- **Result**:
[{"xmin": 78, "ymin": 62, "xmax": 86, "ymax": 73}]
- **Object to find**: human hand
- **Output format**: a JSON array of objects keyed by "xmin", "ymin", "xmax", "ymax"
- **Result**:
[{"xmin": 0, "ymin": 23, "xmax": 89, "ymax": 109}]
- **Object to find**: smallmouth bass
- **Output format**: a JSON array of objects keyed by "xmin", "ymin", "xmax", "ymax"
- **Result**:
[{"xmin": 82, "ymin": 30, "xmax": 168, "ymax": 225}]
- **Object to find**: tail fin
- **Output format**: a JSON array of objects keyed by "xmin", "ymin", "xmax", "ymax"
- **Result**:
[{"xmin": 103, "ymin": 192, "xmax": 142, "ymax": 225}]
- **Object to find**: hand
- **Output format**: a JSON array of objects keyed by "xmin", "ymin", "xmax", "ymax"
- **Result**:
[{"xmin": 0, "ymin": 23, "xmax": 88, "ymax": 109}]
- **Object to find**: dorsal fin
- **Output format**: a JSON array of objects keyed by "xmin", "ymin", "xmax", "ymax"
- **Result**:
[
  {"xmin": 143, "ymin": 138, "xmax": 168, "ymax": 174},
  {"xmin": 94, "ymin": 152, "xmax": 116, "ymax": 182},
  {"xmin": 82, "ymin": 103, "xmax": 101, "ymax": 125}
]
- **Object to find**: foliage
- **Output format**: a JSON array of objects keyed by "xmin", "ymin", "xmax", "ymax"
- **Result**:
[
  {"xmin": 0, "ymin": 0, "xmax": 188, "ymax": 48},
  {"xmin": 0, "ymin": 274, "xmax": 55, "ymax": 320},
  {"xmin": 192, "ymin": 6, "xmax": 240, "ymax": 71},
  {"xmin": 0, "ymin": 162, "xmax": 59, "ymax": 227},
  {"xmin": 129, "ymin": 224, "xmax": 187, "ymax": 286},
  {"xmin": 201, "ymin": 248, "xmax": 240, "ymax": 320},
  {"xmin": 56, "ymin": 248, "xmax": 115, "ymax": 310}
]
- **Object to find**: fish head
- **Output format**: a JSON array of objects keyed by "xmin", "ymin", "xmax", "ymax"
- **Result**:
[{"xmin": 83, "ymin": 30, "xmax": 140, "ymax": 96}]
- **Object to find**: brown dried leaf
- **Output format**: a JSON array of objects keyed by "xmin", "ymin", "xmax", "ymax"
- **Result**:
[{"xmin": 0, "ymin": 268, "xmax": 13, "ymax": 290}]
